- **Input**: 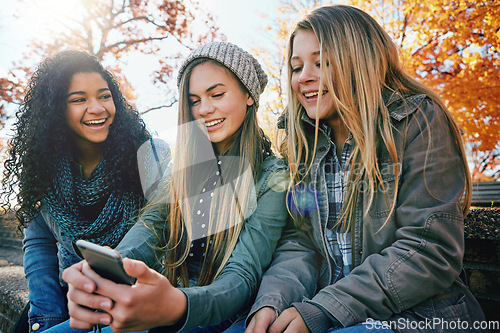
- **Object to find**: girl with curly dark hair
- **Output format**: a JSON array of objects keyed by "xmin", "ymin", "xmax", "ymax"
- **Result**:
[{"xmin": 1, "ymin": 50, "xmax": 150, "ymax": 332}]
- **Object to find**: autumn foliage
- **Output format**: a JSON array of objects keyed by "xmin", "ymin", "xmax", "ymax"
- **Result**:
[
  {"xmin": 0, "ymin": 0, "xmax": 222, "ymax": 117},
  {"xmin": 1, "ymin": 0, "xmax": 498, "ymax": 179},
  {"xmin": 254, "ymin": 0, "xmax": 499, "ymax": 180}
]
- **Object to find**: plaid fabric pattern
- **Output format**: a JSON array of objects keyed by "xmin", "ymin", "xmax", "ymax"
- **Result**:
[{"xmin": 322, "ymin": 126, "xmax": 353, "ymax": 282}]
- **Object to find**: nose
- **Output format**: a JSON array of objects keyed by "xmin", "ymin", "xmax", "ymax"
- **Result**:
[
  {"xmin": 298, "ymin": 63, "xmax": 317, "ymax": 84},
  {"xmin": 198, "ymin": 99, "xmax": 215, "ymax": 117},
  {"xmin": 87, "ymin": 98, "xmax": 106, "ymax": 114}
]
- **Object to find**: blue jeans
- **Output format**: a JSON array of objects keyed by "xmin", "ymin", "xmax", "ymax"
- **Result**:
[
  {"xmin": 182, "ymin": 318, "xmax": 245, "ymax": 332},
  {"xmin": 43, "ymin": 320, "xmax": 145, "ymax": 333},
  {"xmin": 223, "ymin": 319, "xmax": 394, "ymax": 333},
  {"xmin": 327, "ymin": 322, "xmax": 394, "ymax": 332}
]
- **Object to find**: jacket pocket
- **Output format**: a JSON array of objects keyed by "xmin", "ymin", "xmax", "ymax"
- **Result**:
[
  {"xmin": 390, "ymin": 285, "xmax": 472, "ymax": 333},
  {"xmin": 367, "ymin": 161, "xmax": 398, "ymax": 219}
]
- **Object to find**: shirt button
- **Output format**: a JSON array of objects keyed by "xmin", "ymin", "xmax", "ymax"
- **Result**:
[
  {"xmin": 318, "ymin": 147, "xmax": 327, "ymax": 153},
  {"xmin": 32, "ymin": 323, "xmax": 40, "ymax": 331}
]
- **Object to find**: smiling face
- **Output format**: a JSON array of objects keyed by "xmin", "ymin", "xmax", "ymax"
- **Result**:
[
  {"xmin": 188, "ymin": 61, "xmax": 254, "ymax": 154},
  {"xmin": 290, "ymin": 29, "xmax": 340, "ymax": 127},
  {"xmin": 65, "ymin": 72, "xmax": 116, "ymax": 151}
]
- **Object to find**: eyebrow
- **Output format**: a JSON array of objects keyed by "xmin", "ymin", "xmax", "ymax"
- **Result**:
[
  {"xmin": 67, "ymin": 88, "xmax": 111, "ymax": 98},
  {"xmin": 189, "ymin": 83, "xmax": 225, "ymax": 97},
  {"xmin": 291, "ymin": 50, "xmax": 321, "ymax": 60}
]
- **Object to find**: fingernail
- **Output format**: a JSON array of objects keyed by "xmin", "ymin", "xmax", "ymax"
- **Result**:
[
  {"xmin": 100, "ymin": 301, "xmax": 112, "ymax": 310},
  {"xmin": 100, "ymin": 317, "xmax": 111, "ymax": 325},
  {"xmin": 84, "ymin": 283, "xmax": 93, "ymax": 292}
]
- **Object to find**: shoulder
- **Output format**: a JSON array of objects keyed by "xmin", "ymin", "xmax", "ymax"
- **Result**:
[
  {"xmin": 262, "ymin": 154, "xmax": 287, "ymax": 173},
  {"xmin": 255, "ymin": 155, "xmax": 288, "ymax": 194},
  {"xmin": 386, "ymin": 93, "xmax": 452, "ymax": 132},
  {"xmin": 386, "ymin": 92, "xmax": 429, "ymax": 122}
]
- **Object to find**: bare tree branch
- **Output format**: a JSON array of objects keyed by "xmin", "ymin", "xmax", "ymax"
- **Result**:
[{"xmin": 139, "ymin": 101, "xmax": 177, "ymax": 116}]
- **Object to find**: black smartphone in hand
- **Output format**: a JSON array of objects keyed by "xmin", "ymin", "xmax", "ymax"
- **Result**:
[{"xmin": 75, "ymin": 240, "xmax": 134, "ymax": 285}]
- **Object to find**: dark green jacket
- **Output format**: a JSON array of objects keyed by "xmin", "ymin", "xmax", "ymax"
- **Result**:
[{"xmin": 249, "ymin": 93, "xmax": 486, "ymax": 332}]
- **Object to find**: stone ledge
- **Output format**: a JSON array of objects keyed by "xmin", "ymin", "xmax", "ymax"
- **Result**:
[
  {"xmin": 465, "ymin": 208, "xmax": 500, "ymax": 240},
  {"xmin": 0, "ymin": 208, "xmax": 498, "ymax": 331},
  {"xmin": 0, "ymin": 264, "xmax": 27, "ymax": 333}
]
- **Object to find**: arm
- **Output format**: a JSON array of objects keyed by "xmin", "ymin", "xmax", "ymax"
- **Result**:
[
  {"xmin": 116, "ymin": 142, "xmax": 172, "ymax": 267},
  {"xmin": 177, "ymin": 157, "xmax": 289, "ymax": 331},
  {"xmin": 245, "ymin": 219, "xmax": 321, "ymax": 332},
  {"xmin": 23, "ymin": 212, "xmax": 68, "ymax": 332},
  {"xmin": 64, "ymin": 157, "xmax": 289, "ymax": 332},
  {"xmin": 64, "ymin": 259, "xmax": 187, "ymax": 331},
  {"xmin": 115, "ymin": 200, "xmax": 167, "ymax": 269},
  {"xmin": 307, "ymin": 99, "xmax": 468, "ymax": 327}
]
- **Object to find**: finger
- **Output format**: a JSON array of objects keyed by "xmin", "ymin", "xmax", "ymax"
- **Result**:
[
  {"xmin": 81, "ymin": 261, "xmax": 127, "ymax": 301},
  {"xmin": 68, "ymin": 317, "xmax": 96, "ymax": 330},
  {"xmin": 67, "ymin": 283, "xmax": 113, "ymax": 312},
  {"xmin": 282, "ymin": 318, "xmax": 307, "ymax": 333},
  {"xmin": 62, "ymin": 260, "xmax": 96, "ymax": 294},
  {"xmin": 122, "ymin": 258, "xmax": 159, "ymax": 285},
  {"xmin": 268, "ymin": 309, "xmax": 295, "ymax": 333},
  {"xmin": 250, "ymin": 309, "xmax": 276, "ymax": 333},
  {"xmin": 67, "ymin": 300, "xmax": 112, "ymax": 327},
  {"xmin": 245, "ymin": 318, "xmax": 256, "ymax": 333}
]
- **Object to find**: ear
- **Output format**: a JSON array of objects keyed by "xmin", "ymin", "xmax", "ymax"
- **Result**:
[{"xmin": 247, "ymin": 95, "xmax": 255, "ymax": 107}]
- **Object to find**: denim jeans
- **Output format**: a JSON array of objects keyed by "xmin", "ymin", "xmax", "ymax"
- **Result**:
[
  {"xmin": 23, "ymin": 212, "xmax": 83, "ymax": 332},
  {"xmin": 327, "ymin": 322, "xmax": 394, "ymax": 332},
  {"xmin": 43, "ymin": 320, "xmax": 146, "ymax": 333},
  {"xmin": 221, "ymin": 320, "xmax": 394, "ymax": 333}
]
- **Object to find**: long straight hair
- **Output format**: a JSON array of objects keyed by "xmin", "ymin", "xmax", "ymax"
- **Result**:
[
  {"xmin": 148, "ymin": 58, "xmax": 267, "ymax": 287},
  {"xmin": 280, "ymin": 5, "xmax": 471, "ymax": 232}
]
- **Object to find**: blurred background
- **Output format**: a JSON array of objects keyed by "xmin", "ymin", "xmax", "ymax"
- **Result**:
[{"xmin": 0, "ymin": 0, "xmax": 498, "ymax": 181}]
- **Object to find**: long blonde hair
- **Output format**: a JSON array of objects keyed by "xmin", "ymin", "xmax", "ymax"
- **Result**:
[
  {"xmin": 149, "ymin": 58, "xmax": 268, "ymax": 287},
  {"xmin": 280, "ymin": 5, "xmax": 471, "ymax": 232}
]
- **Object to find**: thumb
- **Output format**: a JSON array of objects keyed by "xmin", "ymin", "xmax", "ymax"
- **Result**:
[
  {"xmin": 245, "ymin": 318, "xmax": 257, "ymax": 333},
  {"xmin": 246, "ymin": 308, "xmax": 276, "ymax": 333},
  {"xmin": 122, "ymin": 258, "xmax": 158, "ymax": 285}
]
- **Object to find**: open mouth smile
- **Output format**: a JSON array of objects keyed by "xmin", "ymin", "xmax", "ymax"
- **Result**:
[
  {"xmin": 83, "ymin": 118, "xmax": 107, "ymax": 126},
  {"xmin": 205, "ymin": 119, "xmax": 225, "ymax": 127},
  {"xmin": 303, "ymin": 90, "xmax": 328, "ymax": 99}
]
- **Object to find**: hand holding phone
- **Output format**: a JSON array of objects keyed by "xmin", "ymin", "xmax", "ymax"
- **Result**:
[{"xmin": 75, "ymin": 240, "xmax": 134, "ymax": 285}]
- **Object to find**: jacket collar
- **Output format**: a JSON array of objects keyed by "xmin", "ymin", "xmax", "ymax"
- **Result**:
[
  {"xmin": 383, "ymin": 89, "xmax": 426, "ymax": 121},
  {"xmin": 277, "ymin": 90, "xmax": 427, "ymax": 131}
]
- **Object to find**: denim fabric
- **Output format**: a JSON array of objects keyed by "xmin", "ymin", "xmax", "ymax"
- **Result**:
[
  {"xmin": 327, "ymin": 322, "xmax": 394, "ymax": 332},
  {"xmin": 41, "ymin": 319, "xmax": 95, "ymax": 333},
  {"xmin": 43, "ymin": 319, "xmax": 146, "ymax": 333},
  {"xmin": 182, "ymin": 319, "xmax": 234, "ymax": 333},
  {"xmin": 23, "ymin": 210, "xmax": 84, "ymax": 332},
  {"xmin": 222, "ymin": 320, "xmax": 246, "ymax": 333}
]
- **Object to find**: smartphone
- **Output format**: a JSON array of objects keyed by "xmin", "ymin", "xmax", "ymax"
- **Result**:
[{"xmin": 75, "ymin": 240, "xmax": 134, "ymax": 285}]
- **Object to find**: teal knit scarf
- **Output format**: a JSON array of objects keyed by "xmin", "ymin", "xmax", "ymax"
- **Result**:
[{"xmin": 44, "ymin": 154, "xmax": 145, "ymax": 247}]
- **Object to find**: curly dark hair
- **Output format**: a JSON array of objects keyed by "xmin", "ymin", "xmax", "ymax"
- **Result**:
[{"xmin": 1, "ymin": 50, "xmax": 150, "ymax": 228}]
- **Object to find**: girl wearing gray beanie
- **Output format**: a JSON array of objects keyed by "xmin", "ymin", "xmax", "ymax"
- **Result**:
[{"xmin": 58, "ymin": 42, "xmax": 289, "ymax": 333}]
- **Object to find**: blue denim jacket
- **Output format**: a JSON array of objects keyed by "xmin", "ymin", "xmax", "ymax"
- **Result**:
[
  {"xmin": 116, "ymin": 155, "xmax": 289, "ymax": 331},
  {"xmin": 23, "ymin": 139, "xmax": 168, "ymax": 333},
  {"xmin": 23, "ymin": 209, "xmax": 85, "ymax": 332},
  {"xmin": 249, "ymin": 93, "xmax": 486, "ymax": 332}
]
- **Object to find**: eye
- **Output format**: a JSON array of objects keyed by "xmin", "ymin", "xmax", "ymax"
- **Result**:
[
  {"xmin": 291, "ymin": 66, "xmax": 302, "ymax": 73},
  {"xmin": 99, "ymin": 93, "xmax": 112, "ymax": 100},
  {"xmin": 212, "ymin": 92, "xmax": 225, "ymax": 98},
  {"xmin": 68, "ymin": 97, "xmax": 85, "ymax": 103},
  {"xmin": 189, "ymin": 99, "xmax": 200, "ymax": 107}
]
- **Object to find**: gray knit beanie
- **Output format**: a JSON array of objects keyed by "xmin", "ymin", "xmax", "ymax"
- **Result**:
[{"xmin": 177, "ymin": 41, "xmax": 268, "ymax": 107}]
